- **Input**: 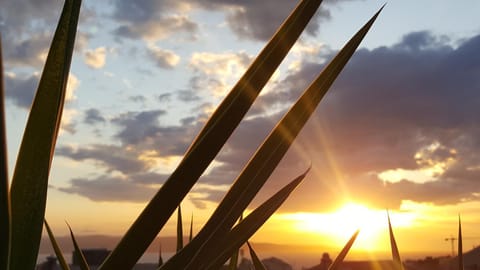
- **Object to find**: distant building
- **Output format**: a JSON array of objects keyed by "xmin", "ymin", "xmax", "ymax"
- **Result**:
[
  {"xmin": 262, "ymin": 257, "xmax": 293, "ymax": 270},
  {"xmin": 36, "ymin": 255, "xmax": 60, "ymax": 270},
  {"xmin": 72, "ymin": 248, "xmax": 110, "ymax": 267}
]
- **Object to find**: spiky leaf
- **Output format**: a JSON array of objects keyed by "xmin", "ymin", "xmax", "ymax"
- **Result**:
[
  {"xmin": 388, "ymin": 212, "xmax": 404, "ymax": 270},
  {"xmin": 177, "ymin": 205, "xmax": 183, "ymax": 252},
  {"xmin": 9, "ymin": 1, "xmax": 81, "ymax": 269},
  {"xmin": 169, "ymin": 8, "xmax": 382, "ymax": 270},
  {"xmin": 101, "ymin": 1, "xmax": 324, "ymax": 269},
  {"xmin": 205, "ymin": 169, "xmax": 308, "ymax": 269},
  {"xmin": 458, "ymin": 215, "xmax": 464, "ymax": 270},
  {"xmin": 68, "ymin": 223, "xmax": 90, "ymax": 270},
  {"xmin": 189, "ymin": 213, "xmax": 193, "ymax": 243},
  {"xmin": 44, "ymin": 220, "xmax": 70, "ymax": 270},
  {"xmin": 0, "ymin": 35, "xmax": 10, "ymax": 270},
  {"xmin": 227, "ymin": 215, "xmax": 243, "ymax": 270},
  {"xmin": 248, "ymin": 242, "xmax": 267, "ymax": 270},
  {"xmin": 328, "ymin": 230, "xmax": 359, "ymax": 270}
]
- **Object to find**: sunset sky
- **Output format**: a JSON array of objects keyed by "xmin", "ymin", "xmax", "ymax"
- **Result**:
[{"xmin": 2, "ymin": 0, "xmax": 480, "ymax": 259}]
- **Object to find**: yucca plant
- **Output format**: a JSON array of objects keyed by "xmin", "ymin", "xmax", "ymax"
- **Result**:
[
  {"xmin": 1, "ymin": 0, "xmax": 81, "ymax": 269},
  {"xmin": 0, "ymin": 0, "xmax": 382, "ymax": 269},
  {"xmin": 388, "ymin": 212, "xmax": 404, "ymax": 270}
]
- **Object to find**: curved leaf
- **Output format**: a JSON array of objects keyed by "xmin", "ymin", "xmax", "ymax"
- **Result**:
[
  {"xmin": 67, "ymin": 223, "xmax": 90, "ymax": 270},
  {"xmin": 205, "ymin": 169, "xmax": 308, "ymax": 269},
  {"xmin": 158, "ymin": 242, "xmax": 163, "ymax": 267},
  {"xmin": 387, "ymin": 211, "xmax": 404, "ymax": 270},
  {"xmin": 227, "ymin": 215, "xmax": 243, "ymax": 270},
  {"xmin": 44, "ymin": 220, "xmax": 70, "ymax": 270},
  {"xmin": 458, "ymin": 215, "xmax": 463, "ymax": 270},
  {"xmin": 248, "ymin": 242, "xmax": 267, "ymax": 270},
  {"xmin": 328, "ymin": 230, "xmax": 359, "ymax": 270},
  {"xmin": 177, "ymin": 205, "xmax": 183, "ymax": 252},
  {"xmin": 189, "ymin": 213, "xmax": 194, "ymax": 243},
  {"xmin": 9, "ymin": 1, "xmax": 81, "ymax": 269},
  {"xmin": 0, "ymin": 35, "xmax": 10, "ymax": 270},
  {"xmin": 175, "ymin": 8, "xmax": 382, "ymax": 270},
  {"xmin": 101, "ymin": 1, "xmax": 324, "ymax": 269}
]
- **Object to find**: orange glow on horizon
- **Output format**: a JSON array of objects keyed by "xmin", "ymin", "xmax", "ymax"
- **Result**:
[{"xmin": 281, "ymin": 202, "xmax": 416, "ymax": 251}]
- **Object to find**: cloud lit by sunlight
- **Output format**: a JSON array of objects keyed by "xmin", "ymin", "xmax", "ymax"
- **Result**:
[{"xmin": 378, "ymin": 141, "xmax": 457, "ymax": 184}]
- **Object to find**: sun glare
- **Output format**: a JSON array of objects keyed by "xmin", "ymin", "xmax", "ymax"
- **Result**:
[{"xmin": 286, "ymin": 202, "xmax": 416, "ymax": 251}]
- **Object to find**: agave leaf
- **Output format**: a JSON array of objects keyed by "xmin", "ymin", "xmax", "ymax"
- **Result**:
[
  {"xmin": 458, "ymin": 215, "xmax": 463, "ymax": 270},
  {"xmin": 227, "ymin": 248, "xmax": 239, "ymax": 270},
  {"xmin": 0, "ymin": 35, "xmax": 10, "ymax": 270},
  {"xmin": 205, "ymin": 169, "xmax": 308, "ymax": 270},
  {"xmin": 227, "ymin": 215, "xmax": 243, "ymax": 270},
  {"xmin": 247, "ymin": 242, "xmax": 267, "ymax": 270},
  {"xmin": 9, "ymin": 1, "xmax": 81, "ymax": 269},
  {"xmin": 101, "ymin": 1, "xmax": 324, "ymax": 269},
  {"xmin": 387, "ymin": 211, "xmax": 404, "ymax": 270},
  {"xmin": 44, "ymin": 220, "xmax": 71, "ymax": 270},
  {"xmin": 67, "ymin": 222, "xmax": 90, "ymax": 270},
  {"xmin": 177, "ymin": 205, "xmax": 183, "ymax": 252},
  {"xmin": 189, "ymin": 213, "xmax": 194, "ymax": 243},
  {"xmin": 328, "ymin": 230, "xmax": 359, "ymax": 270},
  {"xmin": 169, "ymin": 8, "xmax": 382, "ymax": 270},
  {"xmin": 158, "ymin": 242, "xmax": 163, "ymax": 267}
]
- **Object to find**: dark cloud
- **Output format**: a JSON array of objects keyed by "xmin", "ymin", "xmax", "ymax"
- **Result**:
[
  {"xmin": 146, "ymin": 46, "xmax": 180, "ymax": 69},
  {"xmin": 111, "ymin": 1, "xmax": 198, "ymax": 41},
  {"xmin": 0, "ymin": 0, "xmax": 90, "ymax": 68},
  {"xmin": 59, "ymin": 30, "xmax": 480, "ymax": 211},
  {"xmin": 84, "ymin": 108, "xmax": 106, "ymax": 125},
  {"xmin": 58, "ymin": 175, "xmax": 159, "ymax": 203},
  {"xmin": 183, "ymin": 31, "xmax": 480, "ymax": 211},
  {"xmin": 109, "ymin": 0, "xmax": 362, "ymax": 42},
  {"xmin": 158, "ymin": 93, "xmax": 172, "ymax": 103},
  {"xmin": 177, "ymin": 90, "xmax": 201, "ymax": 102},
  {"xmin": 4, "ymin": 73, "xmax": 38, "ymax": 109},
  {"xmin": 258, "ymin": 31, "xmax": 480, "ymax": 210},
  {"xmin": 56, "ymin": 144, "xmax": 151, "ymax": 174},
  {"xmin": 189, "ymin": 0, "xmax": 358, "ymax": 41},
  {"xmin": 129, "ymin": 95, "xmax": 147, "ymax": 103}
]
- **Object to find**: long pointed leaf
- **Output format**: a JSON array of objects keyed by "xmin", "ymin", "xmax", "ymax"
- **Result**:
[
  {"xmin": 158, "ymin": 241, "xmax": 163, "ymax": 267},
  {"xmin": 172, "ymin": 8, "xmax": 382, "ymax": 270},
  {"xmin": 9, "ymin": 1, "xmax": 81, "ymax": 269},
  {"xmin": 101, "ymin": 1, "xmax": 324, "ymax": 269},
  {"xmin": 44, "ymin": 220, "xmax": 71, "ymax": 270},
  {"xmin": 328, "ymin": 230, "xmax": 359, "ymax": 270},
  {"xmin": 0, "ymin": 35, "xmax": 11, "ymax": 270},
  {"xmin": 67, "ymin": 223, "xmax": 90, "ymax": 270},
  {"xmin": 388, "ymin": 211, "xmax": 404, "ymax": 270},
  {"xmin": 189, "ymin": 213, "xmax": 193, "ymax": 243},
  {"xmin": 248, "ymin": 242, "xmax": 267, "ymax": 270},
  {"xmin": 227, "ymin": 215, "xmax": 244, "ymax": 270},
  {"xmin": 177, "ymin": 205, "xmax": 183, "ymax": 252},
  {"xmin": 458, "ymin": 215, "xmax": 463, "ymax": 270},
  {"xmin": 205, "ymin": 169, "xmax": 308, "ymax": 269}
]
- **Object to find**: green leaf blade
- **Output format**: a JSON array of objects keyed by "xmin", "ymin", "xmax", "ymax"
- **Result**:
[
  {"xmin": 0, "ymin": 35, "xmax": 11, "ymax": 270},
  {"xmin": 44, "ymin": 220, "xmax": 71, "ymax": 270},
  {"xmin": 205, "ymin": 169, "xmax": 308, "ymax": 269},
  {"xmin": 247, "ymin": 242, "xmax": 267, "ymax": 270},
  {"xmin": 458, "ymin": 215, "xmax": 463, "ymax": 270},
  {"xmin": 68, "ymin": 223, "xmax": 90, "ymax": 270},
  {"xmin": 101, "ymin": 1, "xmax": 324, "ymax": 269},
  {"xmin": 9, "ymin": 1, "xmax": 81, "ymax": 269},
  {"xmin": 172, "ymin": 8, "xmax": 381, "ymax": 270},
  {"xmin": 177, "ymin": 205, "xmax": 183, "ymax": 252},
  {"xmin": 387, "ymin": 212, "xmax": 404, "ymax": 270},
  {"xmin": 328, "ymin": 230, "xmax": 359, "ymax": 270}
]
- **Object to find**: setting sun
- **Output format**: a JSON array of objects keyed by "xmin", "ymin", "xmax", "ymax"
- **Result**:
[{"xmin": 283, "ymin": 202, "xmax": 416, "ymax": 251}]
